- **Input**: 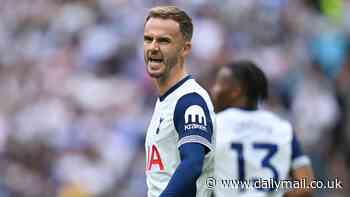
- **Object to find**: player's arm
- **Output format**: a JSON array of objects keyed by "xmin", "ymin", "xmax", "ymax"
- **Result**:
[
  {"xmin": 160, "ymin": 143, "xmax": 205, "ymax": 197},
  {"xmin": 283, "ymin": 132, "xmax": 314, "ymax": 197},
  {"xmin": 160, "ymin": 93, "xmax": 214, "ymax": 197},
  {"xmin": 284, "ymin": 165, "xmax": 314, "ymax": 197}
]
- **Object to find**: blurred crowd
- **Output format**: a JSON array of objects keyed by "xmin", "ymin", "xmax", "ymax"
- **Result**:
[{"xmin": 0, "ymin": 0, "xmax": 348, "ymax": 196}]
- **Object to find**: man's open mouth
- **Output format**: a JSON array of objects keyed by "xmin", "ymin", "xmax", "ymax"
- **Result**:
[{"xmin": 149, "ymin": 57, "xmax": 163, "ymax": 63}]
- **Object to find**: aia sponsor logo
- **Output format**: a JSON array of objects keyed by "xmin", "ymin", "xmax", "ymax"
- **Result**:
[{"xmin": 146, "ymin": 144, "xmax": 164, "ymax": 171}]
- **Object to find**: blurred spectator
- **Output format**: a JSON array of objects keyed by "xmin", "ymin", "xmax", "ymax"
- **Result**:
[{"xmin": 0, "ymin": 0, "xmax": 348, "ymax": 196}]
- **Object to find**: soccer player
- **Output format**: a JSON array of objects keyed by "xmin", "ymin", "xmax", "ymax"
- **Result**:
[
  {"xmin": 211, "ymin": 60, "xmax": 314, "ymax": 197},
  {"xmin": 143, "ymin": 6, "xmax": 216, "ymax": 197}
]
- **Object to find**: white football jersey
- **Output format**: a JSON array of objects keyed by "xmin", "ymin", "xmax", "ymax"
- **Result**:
[
  {"xmin": 215, "ymin": 108, "xmax": 310, "ymax": 197},
  {"xmin": 145, "ymin": 75, "xmax": 216, "ymax": 197}
]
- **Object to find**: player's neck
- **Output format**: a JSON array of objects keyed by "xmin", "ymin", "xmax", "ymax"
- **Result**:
[
  {"xmin": 232, "ymin": 98, "xmax": 258, "ymax": 111},
  {"xmin": 237, "ymin": 104, "xmax": 257, "ymax": 111},
  {"xmin": 156, "ymin": 67, "xmax": 187, "ymax": 96}
]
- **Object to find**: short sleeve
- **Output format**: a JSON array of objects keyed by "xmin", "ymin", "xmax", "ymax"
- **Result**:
[{"xmin": 173, "ymin": 93, "xmax": 214, "ymax": 152}]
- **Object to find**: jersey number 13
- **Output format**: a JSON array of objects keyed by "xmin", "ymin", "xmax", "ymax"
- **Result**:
[{"xmin": 231, "ymin": 142, "xmax": 279, "ymax": 192}]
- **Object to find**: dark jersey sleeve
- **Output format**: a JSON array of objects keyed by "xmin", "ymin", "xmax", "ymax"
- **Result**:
[
  {"xmin": 173, "ymin": 92, "xmax": 214, "ymax": 152},
  {"xmin": 159, "ymin": 143, "xmax": 205, "ymax": 197}
]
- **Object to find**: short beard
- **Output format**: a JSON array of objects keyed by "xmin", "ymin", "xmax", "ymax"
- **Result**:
[{"xmin": 148, "ymin": 56, "xmax": 178, "ymax": 81}]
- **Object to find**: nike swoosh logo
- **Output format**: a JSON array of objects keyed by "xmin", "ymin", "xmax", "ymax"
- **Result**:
[{"xmin": 156, "ymin": 118, "xmax": 164, "ymax": 134}]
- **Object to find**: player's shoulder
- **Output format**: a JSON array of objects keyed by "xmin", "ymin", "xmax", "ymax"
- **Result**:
[
  {"xmin": 216, "ymin": 108, "xmax": 250, "ymax": 122},
  {"xmin": 174, "ymin": 90, "xmax": 213, "ymax": 114},
  {"xmin": 251, "ymin": 109, "xmax": 291, "ymax": 128},
  {"xmin": 217, "ymin": 108, "xmax": 293, "ymax": 133},
  {"xmin": 261, "ymin": 110, "xmax": 292, "ymax": 129},
  {"xmin": 175, "ymin": 76, "xmax": 213, "ymax": 107},
  {"xmin": 181, "ymin": 77, "xmax": 210, "ymax": 98},
  {"xmin": 257, "ymin": 110, "xmax": 294, "ymax": 140},
  {"xmin": 216, "ymin": 108, "xmax": 241, "ymax": 117}
]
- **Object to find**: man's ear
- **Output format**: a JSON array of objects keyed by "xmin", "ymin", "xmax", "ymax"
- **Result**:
[{"xmin": 182, "ymin": 41, "xmax": 192, "ymax": 57}]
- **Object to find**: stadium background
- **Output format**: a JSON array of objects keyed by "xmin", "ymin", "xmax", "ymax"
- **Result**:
[{"xmin": 0, "ymin": 0, "xmax": 348, "ymax": 196}]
